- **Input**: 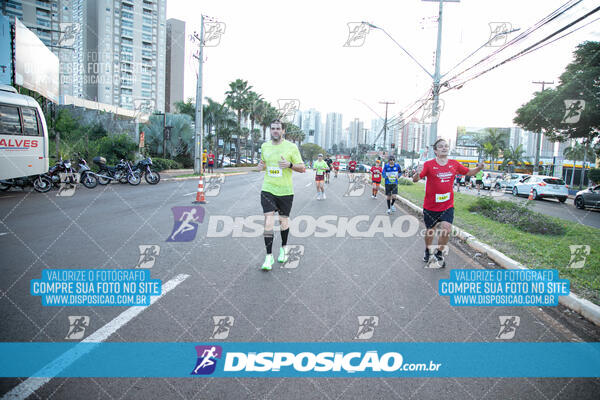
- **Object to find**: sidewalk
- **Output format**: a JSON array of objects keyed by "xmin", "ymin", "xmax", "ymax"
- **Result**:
[{"xmin": 160, "ymin": 166, "xmax": 258, "ymax": 179}]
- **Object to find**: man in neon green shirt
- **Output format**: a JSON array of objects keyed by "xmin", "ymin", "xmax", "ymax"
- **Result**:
[
  {"xmin": 257, "ymin": 120, "xmax": 305, "ymax": 271},
  {"xmin": 475, "ymin": 169, "xmax": 484, "ymax": 195},
  {"xmin": 313, "ymin": 154, "xmax": 329, "ymax": 200}
]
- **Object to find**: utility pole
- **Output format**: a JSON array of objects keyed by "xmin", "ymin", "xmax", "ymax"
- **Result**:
[
  {"xmin": 532, "ymin": 80, "xmax": 553, "ymax": 175},
  {"xmin": 193, "ymin": 15, "xmax": 205, "ymax": 174},
  {"xmin": 379, "ymin": 101, "xmax": 394, "ymax": 150},
  {"xmin": 429, "ymin": 0, "xmax": 445, "ymax": 158}
]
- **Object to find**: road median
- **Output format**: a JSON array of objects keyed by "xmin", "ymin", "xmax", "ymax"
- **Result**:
[{"xmin": 388, "ymin": 182, "xmax": 600, "ymax": 326}]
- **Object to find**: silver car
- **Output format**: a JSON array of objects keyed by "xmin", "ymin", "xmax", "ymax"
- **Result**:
[
  {"xmin": 574, "ymin": 185, "xmax": 600, "ymax": 209},
  {"xmin": 512, "ymin": 175, "xmax": 569, "ymax": 202}
]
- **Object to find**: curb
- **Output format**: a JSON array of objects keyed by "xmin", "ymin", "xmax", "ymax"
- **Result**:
[
  {"xmin": 388, "ymin": 189, "xmax": 600, "ymax": 327},
  {"xmin": 163, "ymin": 172, "xmax": 250, "ymax": 181}
]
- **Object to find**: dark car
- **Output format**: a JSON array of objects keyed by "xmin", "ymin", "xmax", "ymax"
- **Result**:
[{"xmin": 574, "ymin": 185, "xmax": 600, "ymax": 210}]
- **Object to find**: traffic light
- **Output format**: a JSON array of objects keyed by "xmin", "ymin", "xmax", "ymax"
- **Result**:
[{"xmin": 391, "ymin": 143, "xmax": 395, "ymax": 149}]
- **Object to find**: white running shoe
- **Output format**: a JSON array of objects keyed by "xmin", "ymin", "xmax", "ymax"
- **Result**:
[
  {"xmin": 322, "ymin": 193, "xmax": 326, "ymax": 200},
  {"xmin": 391, "ymin": 205, "xmax": 396, "ymax": 212},
  {"xmin": 386, "ymin": 208, "xmax": 391, "ymax": 215}
]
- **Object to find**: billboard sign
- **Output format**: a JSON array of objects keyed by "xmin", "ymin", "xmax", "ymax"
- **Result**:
[
  {"xmin": 456, "ymin": 126, "xmax": 510, "ymax": 148},
  {"xmin": 0, "ymin": 14, "xmax": 12, "ymax": 85},
  {"xmin": 14, "ymin": 19, "xmax": 59, "ymax": 102}
]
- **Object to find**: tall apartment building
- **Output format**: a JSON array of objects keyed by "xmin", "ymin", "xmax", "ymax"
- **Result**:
[
  {"xmin": 165, "ymin": 18, "xmax": 184, "ymax": 112},
  {"xmin": 299, "ymin": 109, "xmax": 321, "ymax": 145},
  {"xmin": 347, "ymin": 118, "xmax": 364, "ymax": 148},
  {"xmin": 325, "ymin": 112, "xmax": 343, "ymax": 151},
  {"xmin": 2, "ymin": 0, "xmax": 166, "ymax": 112}
]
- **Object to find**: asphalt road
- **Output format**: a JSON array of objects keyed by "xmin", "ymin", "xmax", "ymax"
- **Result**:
[
  {"xmin": 1, "ymin": 173, "xmax": 599, "ymax": 399},
  {"xmin": 454, "ymin": 184, "xmax": 600, "ymax": 229}
]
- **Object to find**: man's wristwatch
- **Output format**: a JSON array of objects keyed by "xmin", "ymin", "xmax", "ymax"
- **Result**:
[{"xmin": 289, "ymin": 161, "xmax": 293, "ymax": 169}]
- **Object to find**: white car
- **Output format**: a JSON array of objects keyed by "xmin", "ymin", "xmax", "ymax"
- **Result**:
[
  {"xmin": 494, "ymin": 173, "xmax": 530, "ymax": 191},
  {"xmin": 512, "ymin": 175, "xmax": 569, "ymax": 202}
]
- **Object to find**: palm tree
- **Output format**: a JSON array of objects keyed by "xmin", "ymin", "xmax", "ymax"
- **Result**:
[
  {"xmin": 203, "ymin": 98, "xmax": 222, "ymax": 150},
  {"xmin": 225, "ymin": 79, "xmax": 252, "ymax": 165},
  {"xmin": 250, "ymin": 128, "xmax": 261, "ymax": 163},
  {"xmin": 482, "ymin": 128, "xmax": 509, "ymax": 171},
  {"xmin": 501, "ymin": 145, "xmax": 528, "ymax": 172},
  {"xmin": 257, "ymin": 101, "xmax": 279, "ymax": 141},
  {"xmin": 247, "ymin": 91, "xmax": 263, "ymax": 148}
]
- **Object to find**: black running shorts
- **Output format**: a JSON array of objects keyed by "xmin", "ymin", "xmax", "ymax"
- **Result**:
[
  {"xmin": 385, "ymin": 183, "xmax": 398, "ymax": 195},
  {"xmin": 423, "ymin": 207, "xmax": 454, "ymax": 229},
  {"xmin": 261, "ymin": 191, "xmax": 294, "ymax": 217}
]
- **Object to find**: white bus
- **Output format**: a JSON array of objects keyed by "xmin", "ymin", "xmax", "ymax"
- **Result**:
[{"xmin": 0, "ymin": 85, "xmax": 49, "ymax": 180}]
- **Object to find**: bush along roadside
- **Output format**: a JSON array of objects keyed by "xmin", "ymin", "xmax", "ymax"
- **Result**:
[
  {"xmin": 468, "ymin": 197, "xmax": 566, "ymax": 235},
  {"xmin": 396, "ymin": 183, "xmax": 599, "ymax": 306},
  {"xmin": 149, "ymin": 158, "xmax": 183, "ymax": 171}
]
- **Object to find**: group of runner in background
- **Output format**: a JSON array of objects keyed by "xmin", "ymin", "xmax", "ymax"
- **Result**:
[{"xmin": 257, "ymin": 121, "xmax": 484, "ymax": 271}]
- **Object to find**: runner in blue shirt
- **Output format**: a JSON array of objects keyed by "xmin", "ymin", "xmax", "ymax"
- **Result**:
[{"xmin": 382, "ymin": 156, "xmax": 402, "ymax": 215}]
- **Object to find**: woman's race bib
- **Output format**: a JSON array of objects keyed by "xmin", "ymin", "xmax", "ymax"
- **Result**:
[{"xmin": 267, "ymin": 167, "xmax": 282, "ymax": 177}]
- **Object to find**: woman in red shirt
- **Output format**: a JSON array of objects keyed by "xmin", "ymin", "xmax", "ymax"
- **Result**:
[{"xmin": 412, "ymin": 138, "xmax": 483, "ymax": 267}]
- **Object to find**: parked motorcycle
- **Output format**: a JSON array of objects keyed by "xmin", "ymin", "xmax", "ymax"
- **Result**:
[
  {"xmin": 132, "ymin": 157, "xmax": 160, "ymax": 184},
  {"xmin": 43, "ymin": 158, "xmax": 78, "ymax": 188},
  {"xmin": 0, "ymin": 175, "xmax": 52, "ymax": 193},
  {"xmin": 73, "ymin": 154, "xmax": 98, "ymax": 188},
  {"xmin": 93, "ymin": 157, "xmax": 141, "ymax": 185}
]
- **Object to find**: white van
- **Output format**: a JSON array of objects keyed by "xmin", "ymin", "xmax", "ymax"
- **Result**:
[{"xmin": 0, "ymin": 85, "xmax": 49, "ymax": 180}]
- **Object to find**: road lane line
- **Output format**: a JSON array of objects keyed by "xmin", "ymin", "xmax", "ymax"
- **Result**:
[
  {"xmin": 0, "ymin": 232, "xmax": 8, "ymax": 236},
  {"xmin": 2, "ymin": 273, "xmax": 190, "ymax": 400}
]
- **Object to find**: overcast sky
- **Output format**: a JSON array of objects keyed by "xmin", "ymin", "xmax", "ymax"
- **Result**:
[{"xmin": 166, "ymin": 0, "xmax": 599, "ymax": 142}]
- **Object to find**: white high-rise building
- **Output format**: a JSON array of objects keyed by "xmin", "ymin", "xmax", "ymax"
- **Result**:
[
  {"xmin": 325, "ymin": 112, "xmax": 343, "ymax": 151},
  {"xmin": 348, "ymin": 118, "xmax": 364, "ymax": 148},
  {"xmin": 300, "ymin": 109, "xmax": 322, "ymax": 145}
]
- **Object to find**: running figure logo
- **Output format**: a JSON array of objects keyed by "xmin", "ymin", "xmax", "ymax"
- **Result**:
[
  {"xmin": 562, "ymin": 100, "xmax": 585, "ymax": 124},
  {"xmin": 136, "ymin": 245, "xmax": 160, "ymax": 268},
  {"xmin": 167, "ymin": 206, "xmax": 205, "ymax": 242},
  {"xmin": 191, "ymin": 345, "xmax": 222, "ymax": 375},
  {"xmin": 344, "ymin": 22, "xmax": 370, "ymax": 47},
  {"xmin": 58, "ymin": 23, "xmax": 80, "ymax": 47},
  {"xmin": 57, "ymin": 172, "xmax": 80, "ymax": 197},
  {"xmin": 277, "ymin": 99, "xmax": 300, "ymax": 123},
  {"xmin": 280, "ymin": 245, "xmax": 304, "ymax": 269},
  {"xmin": 205, "ymin": 174, "xmax": 225, "ymax": 197},
  {"xmin": 204, "ymin": 22, "xmax": 226, "ymax": 47},
  {"xmin": 65, "ymin": 316, "xmax": 90, "ymax": 340},
  {"xmin": 421, "ymin": 99, "xmax": 445, "ymax": 124},
  {"xmin": 567, "ymin": 245, "xmax": 590, "ymax": 269},
  {"xmin": 496, "ymin": 316, "xmax": 520, "ymax": 339},
  {"xmin": 355, "ymin": 316, "xmax": 379, "ymax": 339},
  {"xmin": 344, "ymin": 173, "xmax": 369, "ymax": 197},
  {"xmin": 487, "ymin": 22, "xmax": 512, "ymax": 47},
  {"xmin": 210, "ymin": 316, "xmax": 234, "ymax": 339}
]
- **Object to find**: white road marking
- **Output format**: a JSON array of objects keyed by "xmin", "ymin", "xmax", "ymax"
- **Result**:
[
  {"xmin": 184, "ymin": 192, "xmax": 197, "ymax": 196},
  {"xmin": 0, "ymin": 232, "xmax": 9, "ymax": 236},
  {"xmin": 305, "ymin": 182, "xmax": 312, "ymax": 187},
  {"xmin": 2, "ymin": 273, "xmax": 190, "ymax": 400}
]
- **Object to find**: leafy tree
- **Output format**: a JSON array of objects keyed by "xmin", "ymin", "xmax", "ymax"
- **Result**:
[
  {"xmin": 300, "ymin": 143, "xmax": 325, "ymax": 163},
  {"xmin": 96, "ymin": 134, "xmax": 137, "ymax": 164},
  {"xmin": 515, "ymin": 41, "xmax": 600, "ymax": 181},
  {"xmin": 174, "ymin": 97, "xmax": 196, "ymax": 119}
]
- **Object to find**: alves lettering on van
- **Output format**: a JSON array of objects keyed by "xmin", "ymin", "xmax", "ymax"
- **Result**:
[{"xmin": 0, "ymin": 138, "xmax": 39, "ymax": 150}]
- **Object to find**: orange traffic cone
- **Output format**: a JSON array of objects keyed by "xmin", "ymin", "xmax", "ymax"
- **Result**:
[
  {"xmin": 193, "ymin": 175, "xmax": 207, "ymax": 204},
  {"xmin": 528, "ymin": 187, "xmax": 533, "ymax": 201}
]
